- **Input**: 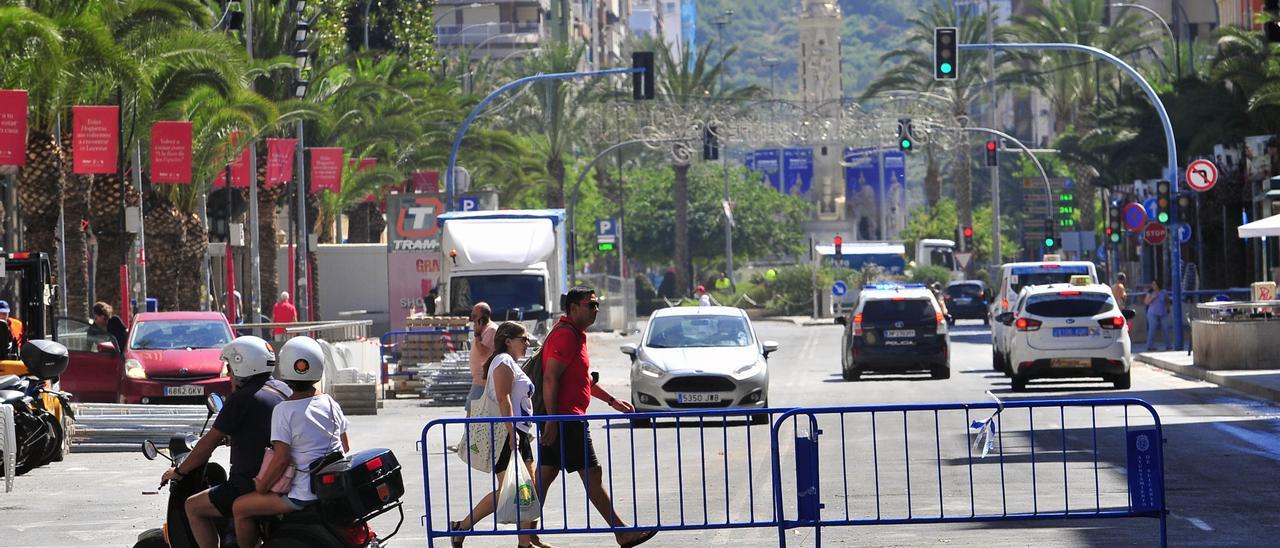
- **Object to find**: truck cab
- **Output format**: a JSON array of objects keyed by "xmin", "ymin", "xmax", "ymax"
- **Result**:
[{"xmin": 437, "ymin": 209, "xmax": 568, "ymax": 336}]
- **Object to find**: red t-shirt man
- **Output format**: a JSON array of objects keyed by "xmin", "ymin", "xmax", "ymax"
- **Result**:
[{"xmin": 271, "ymin": 292, "xmax": 298, "ymax": 336}]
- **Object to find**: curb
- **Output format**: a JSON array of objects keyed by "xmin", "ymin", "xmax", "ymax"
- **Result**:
[{"xmin": 1136, "ymin": 354, "xmax": 1280, "ymax": 405}]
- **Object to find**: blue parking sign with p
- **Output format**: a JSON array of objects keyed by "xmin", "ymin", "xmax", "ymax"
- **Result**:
[
  {"xmin": 596, "ymin": 218, "xmax": 617, "ymax": 238},
  {"xmin": 459, "ymin": 197, "xmax": 480, "ymax": 211}
]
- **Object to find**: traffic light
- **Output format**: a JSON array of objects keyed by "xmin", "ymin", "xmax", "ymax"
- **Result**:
[
  {"xmin": 962, "ymin": 225, "xmax": 974, "ymax": 251},
  {"xmin": 1155, "ymin": 180, "xmax": 1171, "ymax": 223},
  {"xmin": 897, "ymin": 118, "xmax": 914, "ymax": 152},
  {"xmin": 834, "ymin": 235, "xmax": 843, "ymax": 260},
  {"xmin": 1043, "ymin": 218, "xmax": 1057, "ymax": 250},
  {"xmin": 632, "ymin": 51, "xmax": 655, "ymax": 100},
  {"xmin": 1178, "ymin": 191, "xmax": 1192, "ymax": 211},
  {"xmin": 702, "ymin": 125, "xmax": 720, "ymax": 161},
  {"xmin": 934, "ymin": 27, "xmax": 958, "ymax": 80},
  {"xmin": 1108, "ymin": 202, "xmax": 1122, "ymax": 243},
  {"xmin": 984, "ymin": 139, "xmax": 998, "ymax": 167}
]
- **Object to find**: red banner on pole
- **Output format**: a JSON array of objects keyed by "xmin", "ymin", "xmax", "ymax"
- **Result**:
[
  {"xmin": 0, "ymin": 90, "xmax": 28, "ymax": 166},
  {"xmin": 410, "ymin": 170, "xmax": 440, "ymax": 193},
  {"xmin": 310, "ymin": 147, "xmax": 343, "ymax": 193},
  {"xmin": 213, "ymin": 132, "xmax": 251, "ymax": 188},
  {"xmin": 149, "ymin": 121, "xmax": 193, "ymax": 183},
  {"xmin": 266, "ymin": 138, "xmax": 297, "ymax": 187},
  {"xmin": 72, "ymin": 105, "xmax": 119, "ymax": 174}
]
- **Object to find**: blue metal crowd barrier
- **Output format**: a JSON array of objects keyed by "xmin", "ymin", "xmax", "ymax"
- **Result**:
[
  {"xmin": 770, "ymin": 398, "xmax": 1166, "ymax": 547},
  {"xmin": 421, "ymin": 398, "xmax": 1167, "ymax": 547}
]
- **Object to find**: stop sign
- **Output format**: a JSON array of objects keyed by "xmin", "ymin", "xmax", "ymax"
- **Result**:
[{"xmin": 1143, "ymin": 222, "xmax": 1168, "ymax": 245}]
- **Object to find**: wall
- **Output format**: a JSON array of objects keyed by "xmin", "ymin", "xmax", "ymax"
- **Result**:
[{"xmin": 275, "ymin": 243, "xmax": 390, "ymax": 336}]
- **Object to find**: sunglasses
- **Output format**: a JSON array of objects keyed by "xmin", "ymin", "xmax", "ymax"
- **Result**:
[
  {"xmin": 578, "ymin": 300, "xmax": 600, "ymax": 310},
  {"xmin": 513, "ymin": 336, "xmax": 531, "ymax": 343}
]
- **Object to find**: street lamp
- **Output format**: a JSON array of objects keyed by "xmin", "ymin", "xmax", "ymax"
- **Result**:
[
  {"xmin": 473, "ymin": 32, "xmax": 524, "ymax": 57},
  {"xmin": 1109, "ymin": 3, "xmax": 1179, "ymax": 80},
  {"xmin": 762, "ymin": 57, "xmax": 781, "ymax": 98},
  {"xmin": 713, "ymin": 9, "xmax": 735, "ymax": 290}
]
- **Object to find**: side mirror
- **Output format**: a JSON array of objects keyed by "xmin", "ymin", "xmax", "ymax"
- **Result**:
[
  {"xmin": 835, "ymin": 316, "xmax": 847, "ymax": 326},
  {"xmin": 1122, "ymin": 308, "xmax": 1136, "ymax": 320},
  {"xmin": 205, "ymin": 393, "xmax": 224, "ymax": 416},
  {"xmin": 96, "ymin": 341, "xmax": 117, "ymax": 354},
  {"xmin": 141, "ymin": 440, "xmax": 159, "ymax": 461},
  {"xmin": 620, "ymin": 343, "xmax": 638, "ymax": 357},
  {"xmin": 762, "ymin": 340, "xmax": 780, "ymax": 357},
  {"xmin": 995, "ymin": 312, "xmax": 1014, "ymax": 325}
]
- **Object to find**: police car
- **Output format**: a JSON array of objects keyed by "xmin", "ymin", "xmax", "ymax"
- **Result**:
[
  {"xmin": 994, "ymin": 277, "xmax": 1135, "ymax": 391},
  {"xmin": 837, "ymin": 283, "xmax": 949, "ymax": 381}
]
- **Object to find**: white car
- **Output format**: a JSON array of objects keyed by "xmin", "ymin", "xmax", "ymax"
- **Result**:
[
  {"xmin": 994, "ymin": 282, "xmax": 1134, "ymax": 391},
  {"xmin": 990, "ymin": 261, "xmax": 1098, "ymax": 372},
  {"xmin": 621, "ymin": 306, "xmax": 777, "ymax": 425}
]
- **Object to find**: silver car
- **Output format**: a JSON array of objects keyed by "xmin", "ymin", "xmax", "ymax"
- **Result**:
[{"xmin": 621, "ymin": 306, "xmax": 778, "ymax": 425}]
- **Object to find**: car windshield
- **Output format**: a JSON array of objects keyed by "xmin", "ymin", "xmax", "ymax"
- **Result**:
[
  {"xmin": 1009, "ymin": 267, "xmax": 1091, "ymax": 293},
  {"xmin": 129, "ymin": 320, "xmax": 233, "ymax": 350},
  {"xmin": 946, "ymin": 284, "xmax": 983, "ymax": 298},
  {"xmin": 448, "ymin": 275, "xmax": 548, "ymax": 321},
  {"xmin": 646, "ymin": 315, "xmax": 752, "ymax": 348},
  {"xmin": 862, "ymin": 299, "xmax": 935, "ymax": 322},
  {"xmin": 1025, "ymin": 293, "xmax": 1115, "ymax": 317}
]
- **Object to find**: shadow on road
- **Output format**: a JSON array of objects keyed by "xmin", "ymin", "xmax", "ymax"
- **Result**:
[{"xmin": 822, "ymin": 373, "xmax": 938, "ymax": 383}]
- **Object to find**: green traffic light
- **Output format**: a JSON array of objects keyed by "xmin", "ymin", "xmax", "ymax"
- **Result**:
[
  {"xmin": 1044, "ymin": 238, "xmax": 1055, "ymax": 247},
  {"xmin": 1110, "ymin": 233, "xmax": 1121, "ymax": 243},
  {"xmin": 901, "ymin": 139, "xmax": 912, "ymax": 149},
  {"xmin": 1157, "ymin": 212, "xmax": 1169, "ymax": 223},
  {"xmin": 940, "ymin": 62, "xmax": 953, "ymax": 74}
]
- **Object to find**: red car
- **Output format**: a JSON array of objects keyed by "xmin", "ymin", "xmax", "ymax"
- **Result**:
[{"xmin": 58, "ymin": 311, "xmax": 235, "ymax": 404}]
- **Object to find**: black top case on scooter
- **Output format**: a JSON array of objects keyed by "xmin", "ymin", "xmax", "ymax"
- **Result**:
[{"xmin": 313, "ymin": 448, "xmax": 404, "ymax": 525}]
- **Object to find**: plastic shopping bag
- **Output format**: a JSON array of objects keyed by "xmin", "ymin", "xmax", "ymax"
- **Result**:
[{"xmin": 495, "ymin": 446, "xmax": 541, "ymax": 524}]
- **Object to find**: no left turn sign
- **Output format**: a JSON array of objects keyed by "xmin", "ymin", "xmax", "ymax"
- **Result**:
[{"xmin": 1186, "ymin": 159, "xmax": 1218, "ymax": 192}]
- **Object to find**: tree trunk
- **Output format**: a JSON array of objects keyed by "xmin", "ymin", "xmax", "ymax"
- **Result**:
[
  {"xmin": 85, "ymin": 172, "xmax": 141, "ymax": 313},
  {"xmin": 924, "ymin": 149, "xmax": 941, "ymax": 209},
  {"xmin": 344, "ymin": 202, "xmax": 385, "ymax": 243},
  {"xmin": 62, "ymin": 173, "xmax": 91, "ymax": 318},
  {"xmin": 178, "ymin": 210, "xmax": 207, "ymax": 310},
  {"xmin": 673, "ymin": 161, "xmax": 691, "ymax": 296},
  {"xmin": 258, "ymin": 179, "xmax": 287, "ymax": 318},
  {"xmin": 545, "ymin": 155, "xmax": 565, "ymax": 208},
  {"xmin": 17, "ymin": 132, "xmax": 79, "ymax": 315},
  {"xmin": 954, "ymin": 146, "xmax": 973, "ymax": 229}
]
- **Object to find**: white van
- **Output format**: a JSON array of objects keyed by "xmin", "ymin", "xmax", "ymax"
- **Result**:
[{"xmin": 989, "ymin": 261, "xmax": 1099, "ymax": 371}]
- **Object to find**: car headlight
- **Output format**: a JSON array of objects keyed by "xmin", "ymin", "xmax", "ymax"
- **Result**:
[
  {"xmin": 733, "ymin": 360, "xmax": 766, "ymax": 379},
  {"xmin": 124, "ymin": 358, "xmax": 147, "ymax": 380},
  {"xmin": 637, "ymin": 361, "xmax": 665, "ymax": 378}
]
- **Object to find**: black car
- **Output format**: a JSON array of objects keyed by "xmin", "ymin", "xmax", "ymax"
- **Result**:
[
  {"xmin": 837, "ymin": 286, "xmax": 950, "ymax": 381},
  {"xmin": 943, "ymin": 281, "xmax": 990, "ymax": 324}
]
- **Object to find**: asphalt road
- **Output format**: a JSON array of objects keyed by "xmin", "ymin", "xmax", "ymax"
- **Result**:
[{"xmin": 4, "ymin": 321, "xmax": 1279, "ymax": 547}]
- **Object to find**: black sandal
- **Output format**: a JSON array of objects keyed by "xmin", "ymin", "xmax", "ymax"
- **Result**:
[
  {"xmin": 620, "ymin": 530, "xmax": 657, "ymax": 548},
  {"xmin": 449, "ymin": 520, "xmax": 466, "ymax": 547}
]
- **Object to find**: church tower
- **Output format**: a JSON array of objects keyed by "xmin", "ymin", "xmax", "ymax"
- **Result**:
[{"xmin": 797, "ymin": 0, "xmax": 844, "ymax": 220}]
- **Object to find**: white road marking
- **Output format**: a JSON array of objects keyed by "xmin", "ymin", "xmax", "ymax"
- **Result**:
[
  {"xmin": 1187, "ymin": 517, "xmax": 1214, "ymax": 532},
  {"xmin": 1212, "ymin": 422, "xmax": 1280, "ymax": 462}
]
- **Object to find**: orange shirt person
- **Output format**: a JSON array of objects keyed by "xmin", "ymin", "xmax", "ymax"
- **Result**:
[{"xmin": 0, "ymin": 300, "xmax": 24, "ymax": 349}]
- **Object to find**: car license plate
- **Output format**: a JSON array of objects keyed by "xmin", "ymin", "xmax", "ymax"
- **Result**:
[
  {"xmin": 955, "ymin": 297, "xmax": 972, "ymax": 305},
  {"xmin": 676, "ymin": 393, "xmax": 722, "ymax": 404},
  {"xmin": 164, "ymin": 384, "xmax": 203, "ymax": 397},
  {"xmin": 1052, "ymin": 327, "xmax": 1090, "ymax": 337},
  {"xmin": 885, "ymin": 329, "xmax": 915, "ymax": 338},
  {"xmin": 1051, "ymin": 358, "xmax": 1091, "ymax": 368}
]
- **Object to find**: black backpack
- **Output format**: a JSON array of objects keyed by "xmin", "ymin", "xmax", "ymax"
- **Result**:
[{"xmin": 521, "ymin": 323, "xmax": 574, "ymax": 416}]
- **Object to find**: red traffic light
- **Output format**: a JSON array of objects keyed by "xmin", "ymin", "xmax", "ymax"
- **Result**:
[
  {"xmin": 962, "ymin": 226, "xmax": 973, "ymax": 237},
  {"xmin": 834, "ymin": 236, "xmax": 843, "ymax": 246},
  {"xmin": 985, "ymin": 140, "xmax": 997, "ymax": 152}
]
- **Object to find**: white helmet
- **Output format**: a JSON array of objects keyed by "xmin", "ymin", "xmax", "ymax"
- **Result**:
[
  {"xmin": 220, "ymin": 336, "xmax": 275, "ymax": 378},
  {"xmin": 277, "ymin": 336, "xmax": 325, "ymax": 382}
]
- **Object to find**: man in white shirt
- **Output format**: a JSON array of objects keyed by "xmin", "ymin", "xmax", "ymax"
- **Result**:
[
  {"xmin": 696, "ymin": 285, "xmax": 712, "ymax": 307},
  {"xmin": 464, "ymin": 302, "xmax": 497, "ymax": 414}
]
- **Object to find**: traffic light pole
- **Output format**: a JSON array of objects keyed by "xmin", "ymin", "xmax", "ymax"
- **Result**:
[
  {"xmin": 960, "ymin": 42, "xmax": 1183, "ymax": 349},
  {"xmin": 950, "ymin": 127, "xmax": 1053, "ymax": 227}
]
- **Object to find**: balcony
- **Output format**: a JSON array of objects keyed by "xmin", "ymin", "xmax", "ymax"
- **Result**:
[{"xmin": 436, "ymin": 22, "xmax": 543, "ymax": 47}]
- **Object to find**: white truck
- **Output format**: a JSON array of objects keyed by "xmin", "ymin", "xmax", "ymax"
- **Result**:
[{"xmin": 436, "ymin": 209, "xmax": 568, "ymax": 336}]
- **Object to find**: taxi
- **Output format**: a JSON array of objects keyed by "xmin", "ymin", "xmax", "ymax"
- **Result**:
[{"xmin": 994, "ymin": 276, "xmax": 1135, "ymax": 391}]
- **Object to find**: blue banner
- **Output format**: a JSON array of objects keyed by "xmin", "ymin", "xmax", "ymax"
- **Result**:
[
  {"xmin": 753, "ymin": 149, "xmax": 782, "ymax": 192},
  {"xmin": 782, "ymin": 147, "xmax": 813, "ymax": 196},
  {"xmin": 844, "ymin": 147, "xmax": 908, "ymax": 239}
]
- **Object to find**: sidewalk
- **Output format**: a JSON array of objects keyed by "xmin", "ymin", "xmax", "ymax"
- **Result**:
[
  {"xmin": 756, "ymin": 315, "xmax": 834, "ymax": 327},
  {"xmin": 1136, "ymin": 351, "xmax": 1280, "ymax": 404}
]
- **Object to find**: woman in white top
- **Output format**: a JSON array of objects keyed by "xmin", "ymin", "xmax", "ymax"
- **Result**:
[
  {"xmin": 450, "ymin": 321, "xmax": 549, "ymax": 548},
  {"xmin": 233, "ymin": 336, "xmax": 350, "ymax": 548}
]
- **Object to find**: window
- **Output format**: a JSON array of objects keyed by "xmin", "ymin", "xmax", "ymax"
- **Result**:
[
  {"xmin": 1009, "ymin": 267, "xmax": 1090, "ymax": 293},
  {"xmin": 945, "ymin": 284, "xmax": 983, "ymax": 298},
  {"xmin": 646, "ymin": 315, "xmax": 752, "ymax": 348},
  {"xmin": 448, "ymin": 275, "xmax": 548, "ymax": 320},
  {"xmin": 862, "ymin": 299, "xmax": 934, "ymax": 322},
  {"xmin": 130, "ymin": 320, "xmax": 233, "ymax": 350},
  {"xmin": 1025, "ymin": 293, "xmax": 1114, "ymax": 317}
]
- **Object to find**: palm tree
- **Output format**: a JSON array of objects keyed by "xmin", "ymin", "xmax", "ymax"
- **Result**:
[
  {"xmin": 862, "ymin": 1, "xmax": 1003, "ymax": 231},
  {"xmin": 650, "ymin": 37, "xmax": 762, "ymax": 295}
]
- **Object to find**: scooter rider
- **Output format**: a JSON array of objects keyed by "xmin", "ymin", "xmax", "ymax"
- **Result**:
[{"xmin": 160, "ymin": 336, "xmax": 291, "ymax": 548}]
